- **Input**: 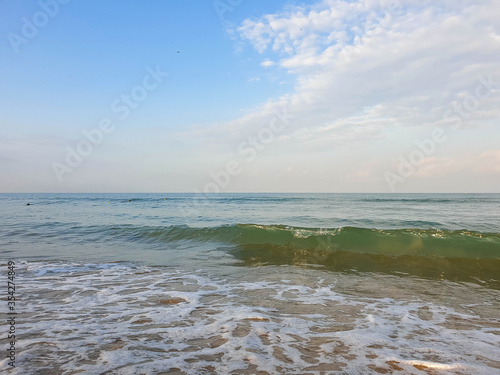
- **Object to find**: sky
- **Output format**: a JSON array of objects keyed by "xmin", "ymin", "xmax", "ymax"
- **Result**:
[{"xmin": 1, "ymin": 0, "xmax": 499, "ymax": 193}]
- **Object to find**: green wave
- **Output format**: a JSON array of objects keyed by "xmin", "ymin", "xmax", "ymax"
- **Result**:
[
  {"xmin": 20, "ymin": 222, "xmax": 500, "ymax": 287},
  {"xmin": 223, "ymin": 224, "xmax": 500, "ymax": 288},
  {"xmin": 230, "ymin": 224, "xmax": 500, "ymax": 259},
  {"xmin": 124, "ymin": 223, "xmax": 500, "ymax": 258},
  {"xmin": 129, "ymin": 223, "xmax": 500, "ymax": 287}
]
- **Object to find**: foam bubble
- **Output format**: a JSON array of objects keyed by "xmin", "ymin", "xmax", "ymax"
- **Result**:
[{"xmin": 3, "ymin": 261, "xmax": 499, "ymax": 374}]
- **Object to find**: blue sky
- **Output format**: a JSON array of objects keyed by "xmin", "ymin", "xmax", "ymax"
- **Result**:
[{"xmin": 1, "ymin": 0, "xmax": 500, "ymax": 192}]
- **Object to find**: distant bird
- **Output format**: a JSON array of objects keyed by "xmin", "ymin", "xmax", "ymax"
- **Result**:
[{"xmin": 26, "ymin": 203, "xmax": 31, "ymax": 206}]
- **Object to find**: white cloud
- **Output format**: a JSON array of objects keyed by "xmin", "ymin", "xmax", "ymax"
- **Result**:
[
  {"xmin": 477, "ymin": 150, "xmax": 500, "ymax": 173},
  {"xmin": 413, "ymin": 157, "xmax": 463, "ymax": 178},
  {"xmin": 191, "ymin": 0, "xmax": 499, "ymax": 153},
  {"xmin": 401, "ymin": 150, "xmax": 500, "ymax": 178},
  {"xmin": 227, "ymin": 0, "xmax": 500, "ymax": 142},
  {"xmin": 261, "ymin": 60, "xmax": 275, "ymax": 67},
  {"xmin": 182, "ymin": 0, "xmax": 500, "ymax": 192}
]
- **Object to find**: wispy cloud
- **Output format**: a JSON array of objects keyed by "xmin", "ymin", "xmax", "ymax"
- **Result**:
[
  {"xmin": 192, "ymin": 0, "xmax": 499, "ymax": 151},
  {"xmin": 261, "ymin": 60, "xmax": 275, "ymax": 67},
  {"xmin": 412, "ymin": 149, "xmax": 500, "ymax": 178}
]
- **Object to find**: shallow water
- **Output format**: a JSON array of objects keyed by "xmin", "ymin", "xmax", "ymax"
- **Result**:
[{"xmin": 1, "ymin": 193, "xmax": 499, "ymax": 374}]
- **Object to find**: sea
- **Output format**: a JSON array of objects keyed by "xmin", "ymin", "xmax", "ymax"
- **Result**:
[{"xmin": 0, "ymin": 193, "xmax": 499, "ymax": 374}]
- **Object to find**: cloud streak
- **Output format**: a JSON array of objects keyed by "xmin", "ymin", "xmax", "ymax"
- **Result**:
[{"xmin": 195, "ymin": 0, "xmax": 500, "ymax": 151}]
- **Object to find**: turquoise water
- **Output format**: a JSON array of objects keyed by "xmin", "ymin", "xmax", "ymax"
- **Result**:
[
  {"xmin": 1, "ymin": 193, "xmax": 499, "ymax": 284},
  {"xmin": 1, "ymin": 193, "xmax": 499, "ymax": 374}
]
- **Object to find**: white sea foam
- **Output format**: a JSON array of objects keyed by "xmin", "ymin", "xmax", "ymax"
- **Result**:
[{"xmin": 2, "ymin": 261, "xmax": 499, "ymax": 374}]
